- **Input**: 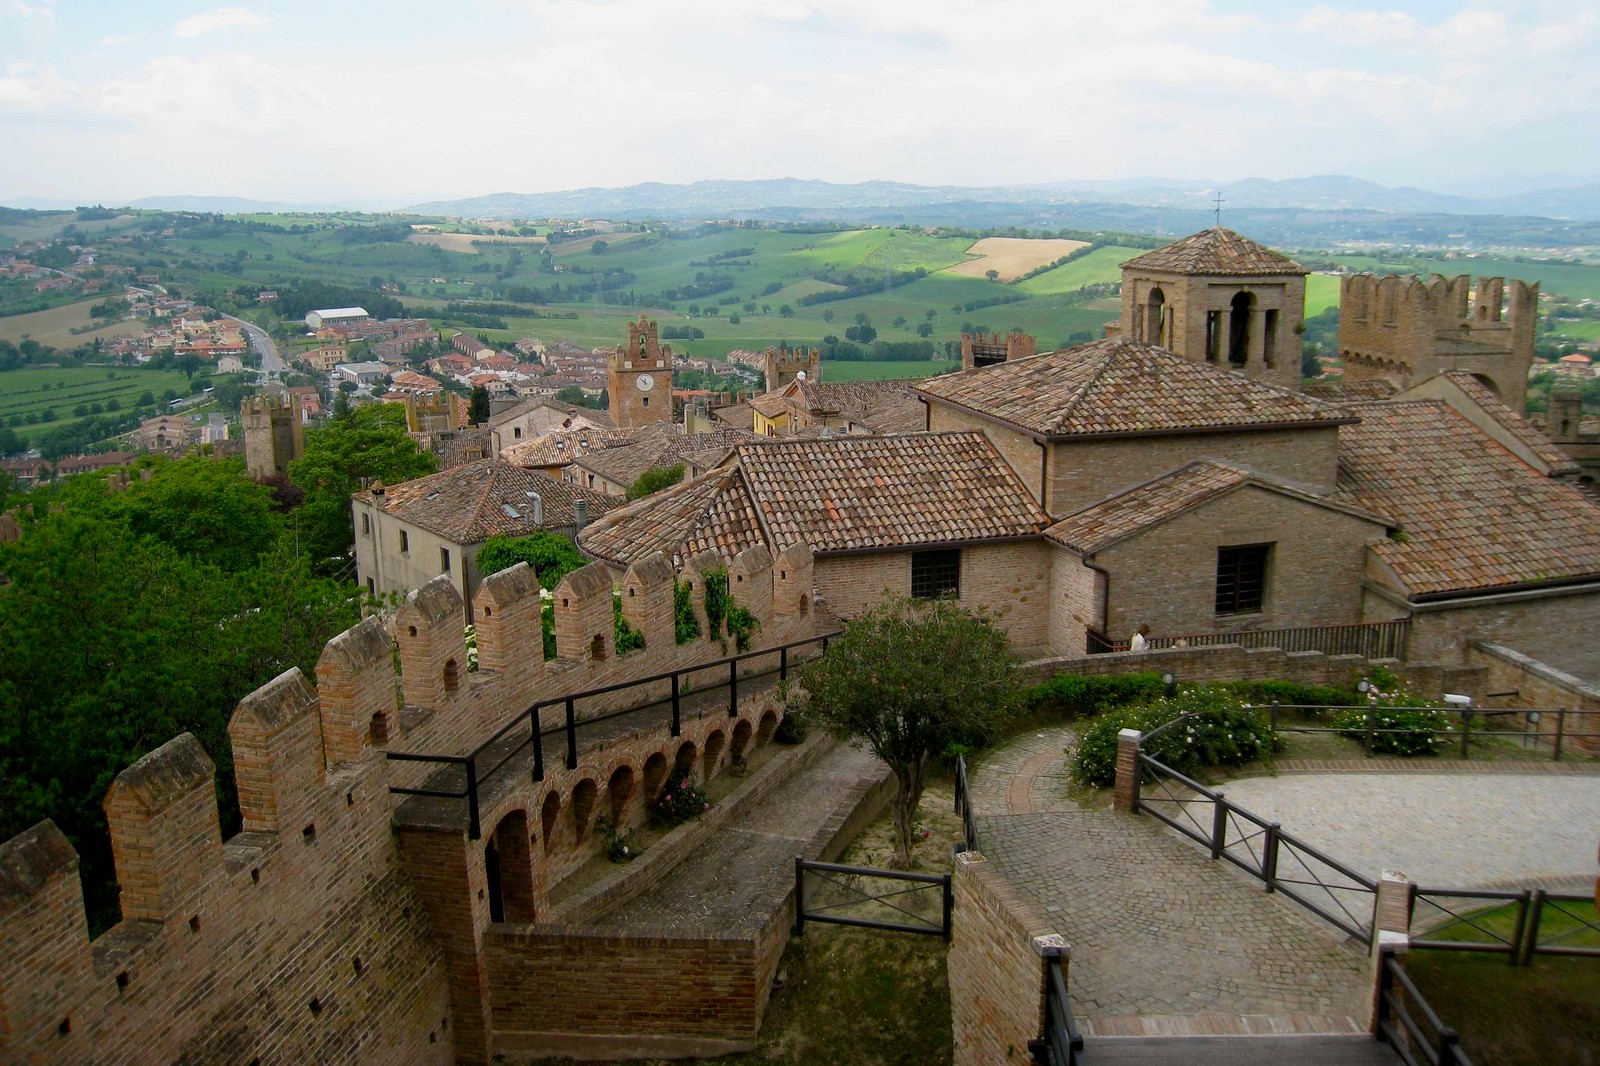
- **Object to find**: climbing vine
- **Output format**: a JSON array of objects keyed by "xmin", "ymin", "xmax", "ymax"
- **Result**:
[
  {"xmin": 673, "ymin": 578, "xmax": 701, "ymax": 645},
  {"xmin": 703, "ymin": 568, "xmax": 730, "ymax": 637},
  {"xmin": 613, "ymin": 591, "xmax": 645, "ymax": 654}
]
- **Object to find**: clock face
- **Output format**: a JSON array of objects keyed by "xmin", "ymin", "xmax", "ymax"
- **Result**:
[{"xmin": 636, "ymin": 373, "xmax": 655, "ymax": 392}]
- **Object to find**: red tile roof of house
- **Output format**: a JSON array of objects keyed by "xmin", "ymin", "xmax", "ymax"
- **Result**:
[
  {"xmin": 357, "ymin": 459, "xmax": 619, "ymax": 543},
  {"xmin": 1120, "ymin": 227, "xmax": 1306, "ymax": 276}
]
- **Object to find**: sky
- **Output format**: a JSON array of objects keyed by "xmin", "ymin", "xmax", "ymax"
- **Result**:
[{"xmin": 1, "ymin": 0, "xmax": 1596, "ymax": 207}]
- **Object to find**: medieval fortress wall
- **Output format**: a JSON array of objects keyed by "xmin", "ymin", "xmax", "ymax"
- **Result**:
[{"xmin": 0, "ymin": 543, "xmax": 822, "ymax": 1065}]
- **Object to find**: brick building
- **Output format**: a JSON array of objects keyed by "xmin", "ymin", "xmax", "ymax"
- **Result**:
[{"xmin": 605, "ymin": 315, "xmax": 672, "ymax": 429}]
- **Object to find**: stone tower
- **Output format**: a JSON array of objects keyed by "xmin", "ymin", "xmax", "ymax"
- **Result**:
[
  {"xmin": 607, "ymin": 315, "xmax": 673, "ymax": 428},
  {"xmin": 242, "ymin": 394, "xmax": 305, "ymax": 479},
  {"xmin": 1339, "ymin": 274, "xmax": 1538, "ymax": 411},
  {"xmin": 1118, "ymin": 228, "xmax": 1307, "ymax": 392},
  {"xmin": 961, "ymin": 330, "xmax": 1037, "ymax": 369},
  {"xmin": 762, "ymin": 346, "xmax": 821, "ymax": 392}
]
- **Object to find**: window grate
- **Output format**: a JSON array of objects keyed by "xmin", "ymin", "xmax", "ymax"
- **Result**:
[
  {"xmin": 1216, "ymin": 544, "xmax": 1269, "ymax": 614},
  {"xmin": 911, "ymin": 549, "xmax": 961, "ymax": 600}
]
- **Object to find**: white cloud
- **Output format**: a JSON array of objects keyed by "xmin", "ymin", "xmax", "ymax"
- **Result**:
[{"xmin": 171, "ymin": 6, "xmax": 270, "ymax": 40}]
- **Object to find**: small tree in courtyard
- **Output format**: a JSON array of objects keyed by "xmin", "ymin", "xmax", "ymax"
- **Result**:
[
  {"xmin": 469, "ymin": 384, "xmax": 491, "ymax": 425},
  {"xmin": 798, "ymin": 597, "xmax": 1020, "ymax": 866}
]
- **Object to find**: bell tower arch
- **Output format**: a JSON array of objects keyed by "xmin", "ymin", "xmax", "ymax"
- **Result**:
[{"xmin": 607, "ymin": 314, "xmax": 673, "ymax": 428}]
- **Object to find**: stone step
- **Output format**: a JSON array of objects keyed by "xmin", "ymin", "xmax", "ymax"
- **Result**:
[{"xmin": 1084, "ymin": 1034, "xmax": 1401, "ymax": 1065}]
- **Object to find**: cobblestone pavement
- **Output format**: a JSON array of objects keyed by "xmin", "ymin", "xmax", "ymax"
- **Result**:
[
  {"xmin": 972, "ymin": 729, "xmax": 1372, "ymax": 1038},
  {"xmin": 1214, "ymin": 772, "xmax": 1600, "ymax": 892}
]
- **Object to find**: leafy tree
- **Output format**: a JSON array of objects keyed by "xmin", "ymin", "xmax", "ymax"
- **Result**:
[
  {"xmin": 288, "ymin": 403, "xmax": 436, "ymax": 571},
  {"xmin": 476, "ymin": 531, "xmax": 586, "ymax": 587},
  {"xmin": 985, "ymin": 269, "xmax": 1000, "ymax": 281},
  {"xmin": 798, "ymin": 598, "xmax": 1020, "ymax": 866},
  {"xmin": 627, "ymin": 463, "xmax": 686, "ymax": 501},
  {"xmin": 109, "ymin": 456, "xmax": 282, "ymax": 572},
  {"xmin": 778, "ymin": 305, "xmax": 793, "ymax": 318},
  {"xmin": 469, "ymin": 384, "xmax": 491, "ymax": 425}
]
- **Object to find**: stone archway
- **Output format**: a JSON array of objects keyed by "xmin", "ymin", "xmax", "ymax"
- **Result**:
[
  {"xmin": 703, "ymin": 730, "xmax": 727, "ymax": 782},
  {"xmin": 487, "ymin": 810, "xmax": 536, "ymax": 923},
  {"xmin": 540, "ymin": 791, "xmax": 561, "ymax": 852},
  {"xmin": 673, "ymin": 741, "xmax": 697, "ymax": 780},
  {"xmin": 757, "ymin": 710, "xmax": 779, "ymax": 747},
  {"xmin": 642, "ymin": 751, "xmax": 669, "ymax": 802},
  {"xmin": 608, "ymin": 765, "xmax": 636, "ymax": 822},
  {"xmin": 571, "ymin": 779, "xmax": 598, "ymax": 842}
]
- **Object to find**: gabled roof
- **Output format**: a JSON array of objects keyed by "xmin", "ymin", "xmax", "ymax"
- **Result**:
[
  {"xmin": 501, "ymin": 424, "xmax": 634, "ymax": 468},
  {"xmin": 358, "ymin": 459, "xmax": 619, "ymax": 544},
  {"xmin": 1338, "ymin": 400, "xmax": 1600, "ymax": 597},
  {"xmin": 915, "ymin": 339, "xmax": 1351, "ymax": 439},
  {"xmin": 579, "ymin": 431, "xmax": 1048, "ymax": 565},
  {"xmin": 573, "ymin": 425, "xmax": 756, "ymax": 488},
  {"xmin": 1432, "ymin": 371, "xmax": 1580, "ymax": 476},
  {"xmin": 487, "ymin": 395, "xmax": 614, "ymax": 431},
  {"xmin": 1044, "ymin": 460, "xmax": 1386, "ymax": 554},
  {"xmin": 1120, "ymin": 228, "xmax": 1306, "ymax": 277}
]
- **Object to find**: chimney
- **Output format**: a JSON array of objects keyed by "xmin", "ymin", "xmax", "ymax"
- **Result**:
[
  {"xmin": 527, "ymin": 491, "xmax": 543, "ymax": 526},
  {"xmin": 574, "ymin": 498, "xmax": 588, "ymax": 531}
]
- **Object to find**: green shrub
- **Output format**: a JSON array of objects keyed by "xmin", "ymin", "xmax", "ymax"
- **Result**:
[
  {"xmin": 1228, "ymin": 679, "xmax": 1362, "ymax": 708},
  {"xmin": 650, "ymin": 773, "xmax": 711, "ymax": 827},
  {"xmin": 774, "ymin": 709, "xmax": 808, "ymax": 744},
  {"xmin": 1024, "ymin": 672, "xmax": 1167, "ymax": 718},
  {"xmin": 595, "ymin": 815, "xmax": 638, "ymax": 862},
  {"xmin": 541, "ymin": 597, "xmax": 555, "ymax": 660},
  {"xmin": 1072, "ymin": 686, "xmax": 1283, "ymax": 788},
  {"xmin": 673, "ymin": 578, "xmax": 700, "ymax": 645},
  {"xmin": 1328, "ymin": 704, "xmax": 1451, "ymax": 756},
  {"xmin": 613, "ymin": 592, "xmax": 645, "ymax": 654}
]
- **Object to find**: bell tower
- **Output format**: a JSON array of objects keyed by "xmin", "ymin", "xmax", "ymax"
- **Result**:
[{"xmin": 607, "ymin": 315, "xmax": 673, "ymax": 428}]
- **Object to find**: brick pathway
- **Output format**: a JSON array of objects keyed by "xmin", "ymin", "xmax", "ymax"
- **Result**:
[{"xmin": 971, "ymin": 729, "xmax": 1373, "ymax": 1038}]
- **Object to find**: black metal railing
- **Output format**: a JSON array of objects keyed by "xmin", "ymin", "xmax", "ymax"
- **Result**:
[
  {"xmin": 1029, "ymin": 954, "xmax": 1083, "ymax": 1066},
  {"xmin": 1376, "ymin": 946, "xmax": 1474, "ymax": 1066},
  {"xmin": 953, "ymin": 754, "xmax": 979, "ymax": 853},
  {"xmin": 387, "ymin": 631, "xmax": 839, "ymax": 838},
  {"xmin": 793, "ymin": 857, "xmax": 953, "ymax": 939},
  {"xmin": 1133, "ymin": 752, "xmax": 1378, "ymax": 940},
  {"xmin": 1253, "ymin": 703, "xmax": 1600, "ymax": 762},
  {"xmin": 1523, "ymin": 889, "xmax": 1600, "ymax": 962},
  {"xmin": 1094, "ymin": 619, "xmax": 1410, "ymax": 659},
  {"xmin": 1409, "ymin": 887, "xmax": 1531, "ymax": 962}
]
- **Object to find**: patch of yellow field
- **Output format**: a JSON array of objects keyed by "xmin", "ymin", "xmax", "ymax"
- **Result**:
[
  {"xmin": 0, "ymin": 300, "xmax": 147, "ymax": 347},
  {"xmin": 943, "ymin": 237, "xmax": 1090, "ymax": 282},
  {"xmin": 406, "ymin": 232, "xmax": 547, "ymax": 254}
]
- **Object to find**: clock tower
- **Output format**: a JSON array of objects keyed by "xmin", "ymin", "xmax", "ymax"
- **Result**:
[{"xmin": 608, "ymin": 314, "xmax": 673, "ymax": 428}]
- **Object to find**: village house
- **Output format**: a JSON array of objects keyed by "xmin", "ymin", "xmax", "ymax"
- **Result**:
[
  {"xmin": 563, "ymin": 423, "xmax": 760, "ymax": 497},
  {"xmin": 352, "ymin": 458, "xmax": 621, "ymax": 617}
]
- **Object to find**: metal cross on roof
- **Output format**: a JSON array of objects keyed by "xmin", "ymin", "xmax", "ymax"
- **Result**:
[{"xmin": 1213, "ymin": 193, "xmax": 1225, "ymax": 226}]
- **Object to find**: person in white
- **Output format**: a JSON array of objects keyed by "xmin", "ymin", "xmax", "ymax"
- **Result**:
[{"xmin": 1129, "ymin": 624, "xmax": 1151, "ymax": 651}]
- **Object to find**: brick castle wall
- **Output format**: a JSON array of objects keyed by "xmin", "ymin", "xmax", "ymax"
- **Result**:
[{"xmin": 0, "ymin": 542, "xmax": 825, "ymax": 1066}]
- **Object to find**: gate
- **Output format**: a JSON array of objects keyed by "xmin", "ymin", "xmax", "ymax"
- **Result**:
[{"xmin": 793, "ymin": 857, "xmax": 953, "ymax": 938}]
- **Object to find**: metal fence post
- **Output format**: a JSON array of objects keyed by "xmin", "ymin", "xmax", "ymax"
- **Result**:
[
  {"xmin": 729, "ymin": 658, "xmax": 739, "ymax": 718},
  {"xmin": 793, "ymin": 856, "xmax": 806, "ymax": 936},
  {"xmin": 942, "ymin": 872, "xmax": 953, "ymax": 940},
  {"xmin": 1439, "ymin": 1029, "xmax": 1463, "ymax": 1065},
  {"xmin": 1459, "ymin": 709, "xmax": 1472, "ymax": 759},
  {"xmin": 780, "ymin": 646, "xmax": 788, "ymax": 681},
  {"xmin": 1522, "ymin": 888, "xmax": 1545, "ymax": 966},
  {"xmin": 1507, "ymin": 889, "xmax": 1531, "ymax": 967},
  {"xmin": 531, "ymin": 707, "xmax": 544, "ymax": 782},
  {"xmin": 564, "ymin": 697, "xmax": 578, "ymax": 770},
  {"xmin": 1554, "ymin": 711, "xmax": 1566, "ymax": 762},
  {"xmin": 670, "ymin": 672, "xmax": 682, "ymax": 737},
  {"xmin": 1365, "ymin": 706, "xmax": 1376, "ymax": 757},
  {"xmin": 1262, "ymin": 823, "xmax": 1281, "ymax": 891},
  {"xmin": 465, "ymin": 758, "xmax": 481, "ymax": 841},
  {"xmin": 1211, "ymin": 795, "xmax": 1228, "ymax": 861}
]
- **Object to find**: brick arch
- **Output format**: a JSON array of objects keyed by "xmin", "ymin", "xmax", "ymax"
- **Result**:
[
  {"xmin": 608, "ymin": 764, "xmax": 636, "ymax": 822},
  {"xmin": 673, "ymin": 741, "xmax": 697, "ymax": 780},
  {"xmin": 539, "ymin": 791, "xmax": 562, "ymax": 851},
  {"xmin": 703, "ymin": 730, "xmax": 727, "ymax": 782},
  {"xmin": 731, "ymin": 719, "xmax": 754, "ymax": 762},
  {"xmin": 641, "ymin": 751, "xmax": 668, "ymax": 803},
  {"xmin": 487, "ymin": 810, "xmax": 536, "ymax": 923},
  {"xmin": 757, "ymin": 710, "xmax": 779, "ymax": 746},
  {"xmin": 571, "ymin": 779, "xmax": 599, "ymax": 841}
]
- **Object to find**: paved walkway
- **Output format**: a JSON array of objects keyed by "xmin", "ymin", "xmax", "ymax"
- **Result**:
[
  {"xmin": 1215, "ymin": 772, "xmax": 1600, "ymax": 892},
  {"xmin": 971, "ymin": 729, "xmax": 1373, "ymax": 1038}
]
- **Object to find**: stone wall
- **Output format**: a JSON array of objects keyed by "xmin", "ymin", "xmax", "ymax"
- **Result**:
[
  {"xmin": 948, "ymin": 851, "xmax": 1063, "ymax": 1066},
  {"xmin": 1468, "ymin": 642, "xmax": 1600, "ymax": 756}
]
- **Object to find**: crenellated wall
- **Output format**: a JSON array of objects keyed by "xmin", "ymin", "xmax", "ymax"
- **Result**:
[{"xmin": 0, "ymin": 545, "xmax": 823, "ymax": 1066}]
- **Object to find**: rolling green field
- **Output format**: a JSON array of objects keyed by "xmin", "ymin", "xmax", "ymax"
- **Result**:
[
  {"xmin": 0, "ymin": 366, "xmax": 196, "ymax": 428},
  {"xmin": 814, "ymin": 359, "xmax": 958, "ymax": 381},
  {"xmin": 1304, "ymin": 274, "xmax": 1341, "ymax": 317},
  {"xmin": 0, "ymin": 299, "xmax": 147, "ymax": 347},
  {"xmin": 1015, "ymin": 245, "xmax": 1143, "ymax": 295}
]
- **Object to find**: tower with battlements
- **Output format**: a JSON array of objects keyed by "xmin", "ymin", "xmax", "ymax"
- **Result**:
[
  {"xmin": 607, "ymin": 315, "xmax": 673, "ymax": 428},
  {"xmin": 242, "ymin": 394, "xmax": 305, "ymax": 479},
  {"xmin": 762, "ymin": 346, "xmax": 821, "ymax": 392},
  {"xmin": 1339, "ymin": 274, "xmax": 1538, "ymax": 410},
  {"xmin": 960, "ymin": 331, "xmax": 1036, "ymax": 369}
]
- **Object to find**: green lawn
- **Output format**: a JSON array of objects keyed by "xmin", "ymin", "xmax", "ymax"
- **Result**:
[
  {"xmin": 1304, "ymin": 274, "xmax": 1341, "ymax": 317},
  {"xmin": 1015, "ymin": 245, "xmax": 1143, "ymax": 296},
  {"xmin": 0, "ymin": 366, "xmax": 196, "ymax": 429},
  {"xmin": 818, "ymin": 360, "xmax": 958, "ymax": 381},
  {"xmin": 1552, "ymin": 318, "xmax": 1600, "ymax": 341}
]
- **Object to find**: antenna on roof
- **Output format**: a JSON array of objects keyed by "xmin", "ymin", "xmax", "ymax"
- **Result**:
[{"xmin": 1213, "ymin": 193, "xmax": 1225, "ymax": 227}]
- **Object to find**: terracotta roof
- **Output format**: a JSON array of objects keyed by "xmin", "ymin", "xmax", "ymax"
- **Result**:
[
  {"xmin": 1045, "ymin": 460, "xmax": 1385, "ymax": 554},
  {"xmin": 916, "ymin": 338, "xmax": 1351, "ymax": 439},
  {"xmin": 488, "ymin": 395, "xmax": 613, "ymax": 431},
  {"xmin": 1338, "ymin": 400, "xmax": 1600, "ymax": 596},
  {"xmin": 578, "ymin": 466, "xmax": 766, "ymax": 566},
  {"xmin": 501, "ymin": 425, "xmax": 634, "ymax": 468},
  {"xmin": 1301, "ymin": 380, "xmax": 1400, "ymax": 402},
  {"xmin": 359, "ymin": 459, "xmax": 620, "ymax": 544},
  {"xmin": 796, "ymin": 379, "xmax": 926, "ymax": 434},
  {"xmin": 1437, "ymin": 371, "xmax": 1579, "ymax": 475},
  {"xmin": 1120, "ymin": 228, "xmax": 1306, "ymax": 277},
  {"xmin": 580, "ymin": 431, "xmax": 1047, "ymax": 565},
  {"xmin": 574, "ymin": 425, "xmax": 756, "ymax": 488}
]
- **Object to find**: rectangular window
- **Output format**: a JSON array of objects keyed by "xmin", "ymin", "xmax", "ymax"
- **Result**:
[
  {"xmin": 400, "ymin": 530, "xmax": 409, "ymax": 554},
  {"xmin": 910, "ymin": 549, "xmax": 961, "ymax": 600},
  {"xmin": 513, "ymin": 426, "xmax": 523, "ymax": 439},
  {"xmin": 440, "ymin": 547, "xmax": 451, "ymax": 573},
  {"xmin": 366, "ymin": 577, "xmax": 375, "ymax": 594},
  {"xmin": 360, "ymin": 513, "xmax": 371, "ymax": 535},
  {"xmin": 1215, "ymin": 544, "xmax": 1270, "ymax": 615}
]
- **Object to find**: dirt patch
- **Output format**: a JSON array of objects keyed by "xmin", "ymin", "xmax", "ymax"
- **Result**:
[
  {"xmin": 944, "ymin": 237, "xmax": 1089, "ymax": 282},
  {"xmin": 406, "ymin": 232, "xmax": 546, "ymax": 254},
  {"xmin": 0, "ymin": 300, "xmax": 146, "ymax": 347}
]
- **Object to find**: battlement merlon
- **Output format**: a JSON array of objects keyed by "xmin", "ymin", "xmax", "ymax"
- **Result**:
[
  {"xmin": 231, "ymin": 668, "xmax": 325, "ymax": 834},
  {"xmin": 103, "ymin": 733, "xmax": 223, "ymax": 927}
]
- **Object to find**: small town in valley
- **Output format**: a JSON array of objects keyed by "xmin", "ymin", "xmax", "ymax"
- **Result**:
[{"xmin": 2, "ymin": 5, "xmax": 1599, "ymax": 1066}]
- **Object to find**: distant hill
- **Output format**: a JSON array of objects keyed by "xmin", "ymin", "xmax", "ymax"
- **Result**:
[{"xmin": 406, "ymin": 174, "xmax": 1600, "ymax": 225}]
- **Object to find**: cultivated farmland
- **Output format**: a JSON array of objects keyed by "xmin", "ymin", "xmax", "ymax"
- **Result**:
[
  {"xmin": 945, "ymin": 237, "xmax": 1089, "ymax": 281},
  {"xmin": 0, "ymin": 299, "xmax": 147, "ymax": 347}
]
